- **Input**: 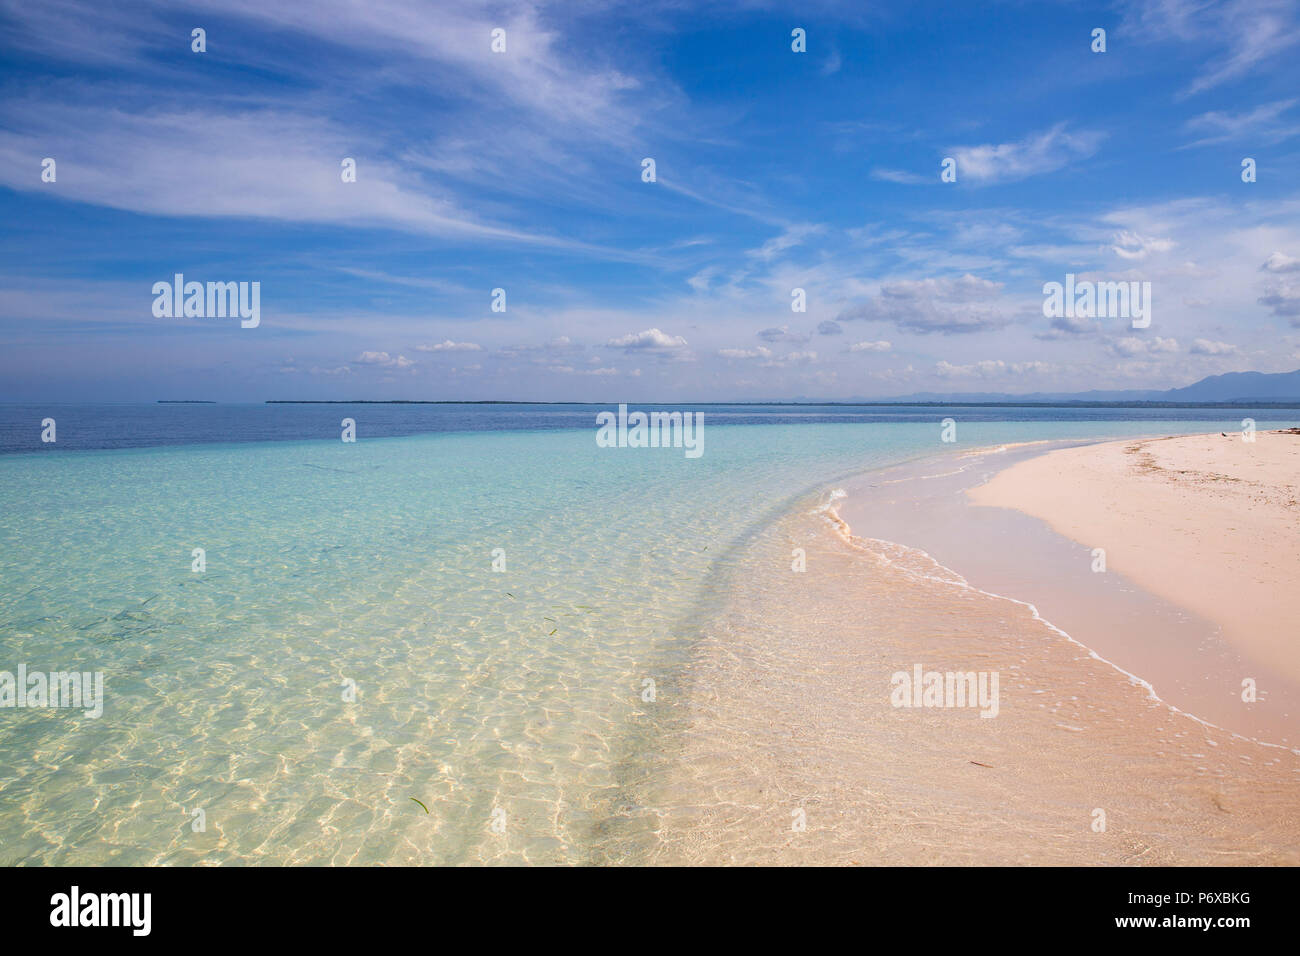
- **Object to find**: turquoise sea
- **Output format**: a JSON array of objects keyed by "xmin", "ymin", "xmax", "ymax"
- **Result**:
[{"xmin": 0, "ymin": 404, "xmax": 1294, "ymax": 864}]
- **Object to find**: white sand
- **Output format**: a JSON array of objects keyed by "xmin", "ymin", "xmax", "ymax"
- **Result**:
[{"xmin": 968, "ymin": 430, "xmax": 1300, "ymax": 684}]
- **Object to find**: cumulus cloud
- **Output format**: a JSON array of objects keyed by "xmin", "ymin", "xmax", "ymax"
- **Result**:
[
  {"xmin": 1110, "ymin": 231, "xmax": 1176, "ymax": 260},
  {"xmin": 763, "ymin": 350, "xmax": 816, "ymax": 368},
  {"xmin": 606, "ymin": 328, "xmax": 689, "ymax": 354},
  {"xmin": 498, "ymin": 336, "xmax": 577, "ymax": 357},
  {"xmin": 416, "ymin": 339, "xmax": 483, "ymax": 352},
  {"xmin": 548, "ymin": 365, "xmax": 621, "ymax": 376},
  {"xmin": 1038, "ymin": 314, "xmax": 1101, "ymax": 339},
  {"xmin": 718, "ymin": 346, "xmax": 773, "ymax": 359},
  {"xmin": 354, "ymin": 350, "xmax": 415, "ymax": 368},
  {"xmin": 1262, "ymin": 251, "xmax": 1300, "ymax": 273},
  {"xmin": 1107, "ymin": 336, "xmax": 1179, "ymax": 357},
  {"xmin": 1258, "ymin": 255, "xmax": 1300, "ymax": 321},
  {"xmin": 847, "ymin": 340, "xmax": 892, "ymax": 352},
  {"xmin": 935, "ymin": 359, "xmax": 1053, "ymax": 378},
  {"xmin": 1258, "ymin": 281, "xmax": 1300, "ymax": 319},
  {"xmin": 817, "ymin": 320, "xmax": 843, "ymax": 335},
  {"xmin": 719, "ymin": 345, "xmax": 815, "ymax": 367},
  {"xmin": 757, "ymin": 325, "xmax": 811, "ymax": 343},
  {"xmin": 1190, "ymin": 338, "xmax": 1239, "ymax": 355},
  {"xmin": 838, "ymin": 274, "xmax": 1011, "ymax": 334}
]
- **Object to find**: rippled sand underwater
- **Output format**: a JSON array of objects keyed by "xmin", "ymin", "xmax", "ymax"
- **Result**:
[
  {"xmin": 0, "ymin": 424, "xmax": 915, "ymax": 864},
  {"xmin": 1, "ymin": 420, "xmax": 1293, "ymax": 865}
]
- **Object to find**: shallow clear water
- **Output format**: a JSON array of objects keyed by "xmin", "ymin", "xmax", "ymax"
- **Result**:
[{"xmin": 0, "ymin": 409, "xmax": 1293, "ymax": 863}]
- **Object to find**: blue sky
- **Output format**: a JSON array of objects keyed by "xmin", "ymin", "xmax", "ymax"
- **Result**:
[{"xmin": 2, "ymin": 0, "xmax": 1299, "ymax": 401}]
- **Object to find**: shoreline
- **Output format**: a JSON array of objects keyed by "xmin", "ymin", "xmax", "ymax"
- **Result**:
[
  {"xmin": 966, "ymin": 431, "xmax": 1300, "ymax": 744},
  {"xmin": 832, "ymin": 435, "xmax": 1300, "ymax": 748},
  {"xmin": 644, "ymin": 433, "xmax": 1299, "ymax": 864},
  {"xmin": 825, "ymin": 487, "xmax": 1295, "ymax": 755}
]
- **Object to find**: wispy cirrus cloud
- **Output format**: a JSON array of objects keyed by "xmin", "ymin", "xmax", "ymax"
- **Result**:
[
  {"xmin": 1122, "ymin": 0, "xmax": 1300, "ymax": 97},
  {"xmin": 0, "ymin": 0, "xmax": 672, "ymax": 259},
  {"xmin": 946, "ymin": 124, "xmax": 1106, "ymax": 185},
  {"xmin": 5, "ymin": 0, "xmax": 1300, "ymax": 402},
  {"xmin": 1182, "ymin": 99, "xmax": 1300, "ymax": 147}
]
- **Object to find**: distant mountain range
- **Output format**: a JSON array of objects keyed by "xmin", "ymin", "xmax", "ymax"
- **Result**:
[{"xmin": 840, "ymin": 369, "xmax": 1300, "ymax": 404}]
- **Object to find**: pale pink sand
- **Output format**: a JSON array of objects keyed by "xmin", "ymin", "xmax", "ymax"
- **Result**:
[
  {"xmin": 968, "ymin": 430, "xmax": 1300, "ymax": 686},
  {"xmin": 644, "ymin": 469, "xmax": 1300, "ymax": 866}
]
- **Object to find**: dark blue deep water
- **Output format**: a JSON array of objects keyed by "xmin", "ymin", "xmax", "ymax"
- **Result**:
[{"xmin": 1, "ymin": 401, "xmax": 1297, "ymax": 454}]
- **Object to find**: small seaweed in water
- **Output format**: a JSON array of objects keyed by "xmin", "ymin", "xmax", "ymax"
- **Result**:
[{"xmin": 410, "ymin": 797, "xmax": 429, "ymax": 813}]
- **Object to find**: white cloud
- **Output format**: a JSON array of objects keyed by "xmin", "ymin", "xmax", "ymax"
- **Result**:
[
  {"xmin": 1190, "ymin": 338, "xmax": 1239, "ymax": 354},
  {"xmin": 935, "ymin": 359, "xmax": 1053, "ymax": 378},
  {"xmin": 870, "ymin": 168, "xmax": 931, "ymax": 185},
  {"xmin": 717, "ymin": 345, "xmax": 814, "ymax": 367},
  {"xmin": 1184, "ymin": 99, "xmax": 1299, "ymax": 147},
  {"xmin": 1039, "ymin": 314, "xmax": 1101, "ymax": 338},
  {"xmin": 838, "ymin": 274, "xmax": 1011, "ymax": 334},
  {"xmin": 947, "ymin": 124, "xmax": 1105, "ymax": 184},
  {"xmin": 763, "ymin": 350, "xmax": 816, "ymax": 368},
  {"xmin": 1259, "ymin": 280, "xmax": 1300, "ymax": 320},
  {"xmin": 354, "ymin": 350, "xmax": 415, "ymax": 368},
  {"xmin": 847, "ymin": 340, "xmax": 892, "ymax": 352},
  {"xmin": 1107, "ymin": 336, "xmax": 1179, "ymax": 357},
  {"xmin": 1110, "ymin": 231, "xmax": 1176, "ymax": 260},
  {"xmin": 548, "ymin": 365, "xmax": 620, "ymax": 376},
  {"xmin": 606, "ymin": 328, "xmax": 689, "ymax": 352},
  {"xmin": 1262, "ymin": 251, "xmax": 1300, "ymax": 273},
  {"xmin": 1125, "ymin": 0, "xmax": 1300, "ymax": 96},
  {"xmin": 748, "ymin": 224, "xmax": 823, "ymax": 262},
  {"xmin": 757, "ymin": 325, "xmax": 811, "ymax": 343},
  {"xmin": 416, "ymin": 339, "xmax": 483, "ymax": 352}
]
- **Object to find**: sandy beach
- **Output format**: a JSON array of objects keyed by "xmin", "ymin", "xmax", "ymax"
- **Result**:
[
  {"xmin": 969, "ymin": 430, "xmax": 1300, "ymax": 695},
  {"xmin": 644, "ymin": 433, "xmax": 1300, "ymax": 865}
]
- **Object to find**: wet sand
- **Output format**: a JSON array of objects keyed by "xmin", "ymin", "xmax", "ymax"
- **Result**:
[
  {"xmin": 843, "ymin": 438, "xmax": 1300, "ymax": 746},
  {"xmin": 643, "ymin": 443, "xmax": 1300, "ymax": 865},
  {"xmin": 968, "ymin": 431, "xmax": 1300, "ymax": 703}
]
